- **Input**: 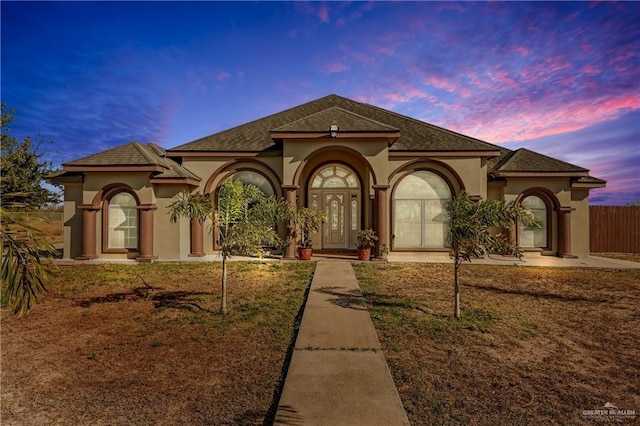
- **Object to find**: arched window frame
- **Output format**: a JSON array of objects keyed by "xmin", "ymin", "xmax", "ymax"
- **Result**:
[
  {"xmin": 517, "ymin": 191, "xmax": 554, "ymax": 251},
  {"xmin": 392, "ymin": 169, "xmax": 454, "ymax": 250},
  {"xmin": 102, "ymin": 188, "xmax": 140, "ymax": 253}
]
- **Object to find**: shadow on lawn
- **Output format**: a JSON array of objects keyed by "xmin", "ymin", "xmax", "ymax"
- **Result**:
[
  {"xmin": 468, "ymin": 283, "xmax": 608, "ymax": 303},
  {"xmin": 77, "ymin": 288, "xmax": 216, "ymax": 313}
]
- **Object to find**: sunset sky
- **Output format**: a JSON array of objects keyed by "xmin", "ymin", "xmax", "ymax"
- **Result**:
[{"xmin": 2, "ymin": 1, "xmax": 638, "ymax": 205}]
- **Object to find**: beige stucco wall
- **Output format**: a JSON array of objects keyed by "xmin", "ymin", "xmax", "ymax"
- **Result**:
[
  {"xmin": 571, "ymin": 188, "xmax": 591, "ymax": 257},
  {"xmin": 153, "ymin": 184, "xmax": 192, "ymax": 260},
  {"xmin": 64, "ymin": 146, "xmax": 596, "ymax": 260},
  {"xmin": 502, "ymin": 177, "xmax": 593, "ymax": 256},
  {"xmin": 283, "ymin": 139, "xmax": 389, "ymax": 189},
  {"xmin": 63, "ymin": 183, "xmax": 83, "ymax": 260}
]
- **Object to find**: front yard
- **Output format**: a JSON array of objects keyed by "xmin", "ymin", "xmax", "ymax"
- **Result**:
[
  {"xmin": 3, "ymin": 260, "xmax": 638, "ymax": 425},
  {"xmin": 354, "ymin": 263, "xmax": 640, "ymax": 425},
  {"xmin": 1, "ymin": 262, "xmax": 315, "ymax": 425}
]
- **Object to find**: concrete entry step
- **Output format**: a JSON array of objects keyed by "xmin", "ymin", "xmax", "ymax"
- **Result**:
[{"xmin": 274, "ymin": 261, "xmax": 409, "ymax": 425}]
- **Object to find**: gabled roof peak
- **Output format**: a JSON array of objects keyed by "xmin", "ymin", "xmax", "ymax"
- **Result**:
[{"xmin": 272, "ymin": 106, "xmax": 398, "ymax": 133}]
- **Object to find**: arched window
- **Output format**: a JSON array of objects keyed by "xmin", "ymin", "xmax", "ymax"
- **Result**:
[
  {"xmin": 519, "ymin": 195, "xmax": 548, "ymax": 248},
  {"xmin": 106, "ymin": 192, "xmax": 138, "ymax": 249},
  {"xmin": 394, "ymin": 171, "xmax": 451, "ymax": 248},
  {"xmin": 224, "ymin": 170, "xmax": 275, "ymax": 196},
  {"xmin": 311, "ymin": 165, "xmax": 359, "ymax": 189}
]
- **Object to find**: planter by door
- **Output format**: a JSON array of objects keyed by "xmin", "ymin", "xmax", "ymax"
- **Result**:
[
  {"xmin": 357, "ymin": 248, "xmax": 371, "ymax": 261},
  {"xmin": 298, "ymin": 247, "xmax": 313, "ymax": 260}
]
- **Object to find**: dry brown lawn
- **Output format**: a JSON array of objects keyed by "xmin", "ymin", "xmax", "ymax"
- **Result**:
[
  {"xmin": 354, "ymin": 263, "xmax": 640, "ymax": 425},
  {"xmin": 1, "ymin": 262, "xmax": 315, "ymax": 425}
]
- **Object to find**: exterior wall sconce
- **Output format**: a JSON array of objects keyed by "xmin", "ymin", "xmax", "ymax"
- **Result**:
[{"xmin": 330, "ymin": 124, "xmax": 339, "ymax": 137}]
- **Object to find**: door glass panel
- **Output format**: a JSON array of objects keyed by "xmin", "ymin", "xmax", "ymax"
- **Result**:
[
  {"xmin": 331, "ymin": 200, "xmax": 339, "ymax": 231},
  {"xmin": 351, "ymin": 199, "xmax": 358, "ymax": 231}
]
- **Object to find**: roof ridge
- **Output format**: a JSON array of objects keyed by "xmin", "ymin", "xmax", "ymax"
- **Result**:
[
  {"xmin": 272, "ymin": 105, "xmax": 399, "ymax": 132},
  {"xmin": 131, "ymin": 142, "xmax": 161, "ymax": 165},
  {"xmin": 330, "ymin": 106, "xmax": 399, "ymax": 130}
]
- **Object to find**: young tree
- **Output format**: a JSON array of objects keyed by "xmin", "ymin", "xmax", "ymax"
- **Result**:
[
  {"xmin": 1, "ymin": 104, "xmax": 60, "ymax": 208},
  {"xmin": 168, "ymin": 179, "xmax": 293, "ymax": 313},
  {"xmin": 446, "ymin": 192, "xmax": 538, "ymax": 319},
  {"xmin": 1, "ymin": 199, "xmax": 58, "ymax": 317}
]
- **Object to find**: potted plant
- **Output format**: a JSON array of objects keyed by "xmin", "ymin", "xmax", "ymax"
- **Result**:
[
  {"xmin": 294, "ymin": 207, "xmax": 327, "ymax": 260},
  {"xmin": 356, "ymin": 229, "xmax": 378, "ymax": 261}
]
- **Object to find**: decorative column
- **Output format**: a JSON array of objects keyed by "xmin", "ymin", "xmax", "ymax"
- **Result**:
[
  {"xmin": 557, "ymin": 206, "xmax": 577, "ymax": 258},
  {"xmin": 282, "ymin": 184, "xmax": 300, "ymax": 259},
  {"xmin": 136, "ymin": 204, "xmax": 158, "ymax": 263},
  {"xmin": 76, "ymin": 204, "xmax": 100, "ymax": 260},
  {"xmin": 189, "ymin": 218, "xmax": 205, "ymax": 257},
  {"xmin": 373, "ymin": 185, "xmax": 390, "ymax": 259}
]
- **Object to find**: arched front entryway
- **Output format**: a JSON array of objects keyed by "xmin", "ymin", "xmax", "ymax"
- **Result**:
[{"xmin": 308, "ymin": 163, "xmax": 362, "ymax": 250}]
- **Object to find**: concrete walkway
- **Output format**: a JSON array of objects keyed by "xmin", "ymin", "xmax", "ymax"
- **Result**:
[{"xmin": 274, "ymin": 261, "xmax": 409, "ymax": 426}]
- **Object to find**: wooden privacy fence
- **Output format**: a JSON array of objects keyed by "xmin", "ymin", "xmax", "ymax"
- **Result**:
[{"xmin": 590, "ymin": 206, "xmax": 640, "ymax": 253}]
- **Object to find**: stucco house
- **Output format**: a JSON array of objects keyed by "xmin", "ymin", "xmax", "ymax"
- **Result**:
[{"xmin": 49, "ymin": 94, "xmax": 605, "ymax": 262}]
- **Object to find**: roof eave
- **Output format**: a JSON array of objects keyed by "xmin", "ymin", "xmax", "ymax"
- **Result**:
[
  {"xmin": 167, "ymin": 150, "xmax": 282, "ymax": 157},
  {"xmin": 62, "ymin": 165, "xmax": 167, "ymax": 173},
  {"xmin": 46, "ymin": 171, "xmax": 84, "ymax": 184},
  {"xmin": 270, "ymin": 131, "xmax": 400, "ymax": 139},
  {"xmin": 390, "ymin": 150, "xmax": 502, "ymax": 158},
  {"xmin": 149, "ymin": 177, "xmax": 201, "ymax": 187},
  {"xmin": 490, "ymin": 171, "xmax": 590, "ymax": 178}
]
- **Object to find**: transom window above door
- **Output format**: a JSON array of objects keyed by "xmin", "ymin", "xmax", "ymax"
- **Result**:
[{"xmin": 311, "ymin": 165, "xmax": 359, "ymax": 188}]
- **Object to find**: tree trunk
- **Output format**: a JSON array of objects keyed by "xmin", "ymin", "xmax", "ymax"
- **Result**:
[
  {"xmin": 454, "ymin": 255, "xmax": 461, "ymax": 320},
  {"xmin": 221, "ymin": 253, "xmax": 228, "ymax": 314}
]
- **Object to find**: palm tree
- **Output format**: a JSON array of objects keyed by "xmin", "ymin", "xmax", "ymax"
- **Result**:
[
  {"xmin": 168, "ymin": 179, "xmax": 293, "ymax": 313},
  {"xmin": 1, "ymin": 198, "xmax": 58, "ymax": 317},
  {"xmin": 446, "ymin": 192, "xmax": 538, "ymax": 319}
]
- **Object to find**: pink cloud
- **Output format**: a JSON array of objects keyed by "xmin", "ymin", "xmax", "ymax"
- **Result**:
[
  {"xmin": 512, "ymin": 45, "xmax": 531, "ymax": 57},
  {"xmin": 376, "ymin": 46, "xmax": 395, "ymax": 56},
  {"xmin": 324, "ymin": 61, "xmax": 350, "ymax": 74},
  {"xmin": 451, "ymin": 94, "xmax": 640, "ymax": 143},
  {"xmin": 318, "ymin": 4, "xmax": 329, "ymax": 23},
  {"xmin": 216, "ymin": 70, "xmax": 231, "ymax": 82},
  {"xmin": 424, "ymin": 76, "xmax": 457, "ymax": 93},
  {"xmin": 582, "ymin": 65, "xmax": 600, "ymax": 74}
]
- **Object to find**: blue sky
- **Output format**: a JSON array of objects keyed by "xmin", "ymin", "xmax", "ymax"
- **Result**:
[{"xmin": 2, "ymin": 1, "xmax": 638, "ymax": 205}]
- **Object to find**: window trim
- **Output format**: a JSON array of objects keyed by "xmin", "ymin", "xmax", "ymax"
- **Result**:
[
  {"xmin": 516, "ymin": 190, "xmax": 555, "ymax": 252},
  {"xmin": 102, "ymin": 188, "xmax": 141, "ymax": 253},
  {"xmin": 391, "ymin": 169, "xmax": 454, "ymax": 250}
]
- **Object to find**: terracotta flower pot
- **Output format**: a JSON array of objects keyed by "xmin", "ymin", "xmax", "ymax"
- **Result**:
[
  {"xmin": 298, "ymin": 247, "xmax": 313, "ymax": 260},
  {"xmin": 357, "ymin": 248, "xmax": 371, "ymax": 261}
]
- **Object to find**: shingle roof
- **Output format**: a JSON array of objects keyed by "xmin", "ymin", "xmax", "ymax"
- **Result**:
[
  {"xmin": 169, "ymin": 94, "xmax": 500, "ymax": 152},
  {"xmin": 64, "ymin": 142, "xmax": 164, "ymax": 167},
  {"xmin": 61, "ymin": 95, "xmax": 602, "ymax": 180},
  {"xmin": 492, "ymin": 148, "xmax": 588, "ymax": 173},
  {"xmin": 272, "ymin": 106, "xmax": 399, "ymax": 133},
  {"xmin": 63, "ymin": 142, "xmax": 200, "ymax": 180}
]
